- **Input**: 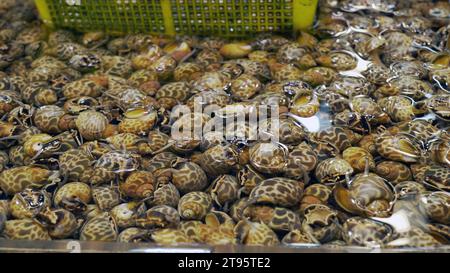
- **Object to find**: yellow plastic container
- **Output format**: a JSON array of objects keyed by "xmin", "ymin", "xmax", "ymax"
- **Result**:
[{"xmin": 34, "ymin": 0, "xmax": 318, "ymax": 38}]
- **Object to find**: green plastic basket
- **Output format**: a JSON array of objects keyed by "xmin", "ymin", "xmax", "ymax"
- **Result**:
[{"xmin": 34, "ymin": 0, "xmax": 318, "ymax": 38}]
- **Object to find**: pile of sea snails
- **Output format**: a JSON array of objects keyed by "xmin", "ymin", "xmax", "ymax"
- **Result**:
[{"xmin": 0, "ymin": 0, "xmax": 448, "ymax": 249}]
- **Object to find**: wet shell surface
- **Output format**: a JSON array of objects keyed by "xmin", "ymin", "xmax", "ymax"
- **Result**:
[
  {"xmin": 334, "ymin": 173, "xmax": 396, "ymax": 217},
  {"xmin": 342, "ymin": 217, "xmax": 393, "ymax": 247},
  {"xmin": 75, "ymin": 110, "xmax": 109, "ymax": 141},
  {"xmin": 53, "ymin": 182, "xmax": 92, "ymax": 212},
  {"xmin": 375, "ymin": 161, "xmax": 413, "ymax": 184},
  {"xmin": 234, "ymin": 220, "xmax": 280, "ymax": 246},
  {"xmin": 248, "ymin": 178, "xmax": 303, "ymax": 208},
  {"xmin": 3, "ymin": 219, "xmax": 51, "ymax": 241}
]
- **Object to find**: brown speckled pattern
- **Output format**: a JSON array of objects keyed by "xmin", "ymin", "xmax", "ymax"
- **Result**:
[
  {"xmin": 150, "ymin": 228, "xmax": 193, "ymax": 245},
  {"xmin": 63, "ymin": 78, "xmax": 104, "ymax": 99},
  {"xmin": 4, "ymin": 219, "xmax": 51, "ymax": 240},
  {"xmin": 59, "ymin": 149, "xmax": 94, "ymax": 182},
  {"xmin": 420, "ymin": 192, "xmax": 450, "ymax": 225},
  {"xmin": 118, "ymin": 110, "xmax": 157, "ymax": 135},
  {"xmin": 174, "ymin": 63, "xmax": 203, "ymax": 82},
  {"xmin": 376, "ymin": 161, "xmax": 412, "ymax": 184},
  {"xmin": 0, "ymin": 1, "xmax": 449, "ymax": 250},
  {"xmin": 54, "ymin": 182, "xmax": 92, "ymax": 208},
  {"xmin": 0, "ymin": 166, "xmax": 53, "ymax": 195},
  {"xmin": 208, "ymin": 175, "xmax": 239, "ymax": 207},
  {"xmin": 33, "ymin": 105, "xmax": 66, "ymax": 134},
  {"xmin": 80, "ymin": 212, "xmax": 118, "ymax": 241},
  {"xmin": 10, "ymin": 188, "xmax": 51, "ymax": 219},
  {"xmin": 375, "ymin": 133, "xmax": 421, "ymax": 163},
  {"xmin": 92, "ymin": 186, "xmax": 120, "ymax": 211},
  {"xmin": 249, "ymin": 177, "xmax": 303, "ymax": 208},
  {"xmin": 150, "ymin": 182, "xmax": 180, "ymax": 208},
  {"xmin": 302, "ymin": 204, "xmax": 340, "ymax": 243},
  {"xmin": 192, "ymin": 145, "xmax": 239, "ymax": 178},
  {"xmin": 235, "ymin": 220, "xmax": 279, "ymax": 246},
  {"xmin": 117, "ymin": 227, "xmax": 148, "ymax": 243},
  {"xmin": 342, "ymin": 217, "xmax": 393, "ymax": 247},
  {"xmin": 245, "ymin": 205, "xmax": 301, "ymax": 232},
  {"xmin": 178, "ymin": 191, "xmax": 212, "ymax": 221},
  {"xmin": 172, "ymin": 162, "xmax": 208, "ymax": 194},
  {"xmin": 249, "ymin": 142, "xmax": 288, "ymax": 174},
  {"xmin": 315, "ymin": 158, "xmax": 354, "ymax": 184},
  {"xmin": 136, "ymin": 205, "xmax": 180, "ymax": 229},
  {"xmin": 285, "ymin": 142, "xmax": 318, "ymax": 180}
]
